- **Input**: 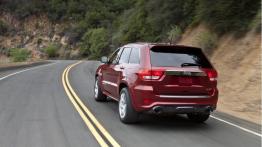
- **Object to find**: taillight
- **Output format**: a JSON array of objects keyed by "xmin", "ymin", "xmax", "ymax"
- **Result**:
[
  {"xmin": 206, "ymin": 70, "xmax": 217, "ymax": 81},
  {"xmin": 138, "ymin": 69, "xmax": 164, "ymax": 80}
]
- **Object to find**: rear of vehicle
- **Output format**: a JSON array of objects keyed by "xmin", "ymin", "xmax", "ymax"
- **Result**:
[{"xmin": 132, "ymin": 45, "xmax": 218, "ymax": 122}]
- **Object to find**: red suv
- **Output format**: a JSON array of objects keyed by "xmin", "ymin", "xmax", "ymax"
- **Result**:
[{"xmin": 94, "ymin": 43, "xmax": 218, "ymax": 123}]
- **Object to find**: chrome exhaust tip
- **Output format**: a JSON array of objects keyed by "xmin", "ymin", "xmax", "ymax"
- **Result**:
[{"xmin": 153, "ymin": 106, "xmax": 163, "ymax": 114}]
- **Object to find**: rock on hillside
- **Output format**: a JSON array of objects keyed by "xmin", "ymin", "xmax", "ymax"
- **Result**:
[{"xmin": 0, "ymin": 12, "xmax": 79, "ymax": 59}]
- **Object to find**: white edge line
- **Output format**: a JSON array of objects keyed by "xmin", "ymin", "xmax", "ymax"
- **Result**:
[
  {"xmin": 210, "ymin": 115, "xmax": 262, "ymax": 137},
  {"xmin": 0, "ymin": 62, "xmax": 58, "ymax": 81}
]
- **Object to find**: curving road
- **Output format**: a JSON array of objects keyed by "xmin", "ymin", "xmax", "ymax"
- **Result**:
[{"xmin": 0, "ymin": 60, "xmax": 261, "ymax": 147}]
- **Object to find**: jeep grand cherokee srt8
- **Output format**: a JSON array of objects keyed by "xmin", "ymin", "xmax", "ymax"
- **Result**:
[{"xmin": 94, "ymin": 43, "xmax": 218, "ymax": 123}]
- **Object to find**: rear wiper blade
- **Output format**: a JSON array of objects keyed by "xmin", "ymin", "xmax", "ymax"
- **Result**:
[{"xmin": 181, "ymin": 63, "xmax": 201, "ymax": 67}]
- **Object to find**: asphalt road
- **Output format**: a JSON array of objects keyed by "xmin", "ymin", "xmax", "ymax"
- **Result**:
[{"xmin": 0, "ymin": 60, "xmax": 261, "ymax": 147}]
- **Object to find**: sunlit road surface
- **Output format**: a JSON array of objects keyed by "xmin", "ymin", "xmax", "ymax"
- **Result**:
[{"xmin": 0, "ymin": 60, "xmax": 261, "ymax": 147}]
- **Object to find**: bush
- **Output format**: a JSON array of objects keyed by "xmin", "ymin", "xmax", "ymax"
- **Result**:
[
  {"xmin": 10, "ymin": 48, "xmax": 31, "ymax": 62},
  {"xmin": 249, "ymin": 9, "xmax": 261, "ymax": 33},
  {"xmin": 0, "ymin": 20, "xmax": 8, "ymax": 35},
  {"xmin": 167, "ymin": 25, "xmax": 182, "ymax": 43},
  {"xmin": 43, "ymin": 44, "xmax": 59, "ymax": 58},
  {"xmin": 196, "ymin": 31, "xmax": 217, "ymax": 55}
]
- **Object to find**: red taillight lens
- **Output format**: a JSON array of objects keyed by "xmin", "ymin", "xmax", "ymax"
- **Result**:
[
  {"xmin": 151, "ymin": 70, "xmax": 164, "ymax": 80},
  {"xmin": 138, "ymin": 69, "xmax": 151, "ymax": 80},
  {"xmin": 206, "ymin": 70, "xmax": 217, "ymax": 81},
  {"xmin": 138, "ymin": 69, "xmax": 164, "ymax": 80}
]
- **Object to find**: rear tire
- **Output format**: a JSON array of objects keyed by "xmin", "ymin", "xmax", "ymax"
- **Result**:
[
  {"xmin": 118, "ymin": 88, "xmax": 139, "ymax": 124},
  {"xmin": 94, "ymin": 77, "xmax": 107, "ymax": 102},
  {"xmin": 187, "ymin": 113, "xmax": 210, "ymax": 123}
]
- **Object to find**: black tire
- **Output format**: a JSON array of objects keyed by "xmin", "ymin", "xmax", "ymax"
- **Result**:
[
  {"xmin": 118, "ymin": 88, "xmax": 139, "ymax": 124},
  {"xmin": 187, "ymin": 113, "xmax": 210, "ymax": 123},
  {"xmin": 94, "ymin": 77, "xmax": 107, "ymax": 102}
]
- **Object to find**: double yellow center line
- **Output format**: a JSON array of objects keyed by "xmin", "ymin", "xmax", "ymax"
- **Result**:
[{"xmin": 62, "ymin": 61, "xmax": 120, "ymax": 147}]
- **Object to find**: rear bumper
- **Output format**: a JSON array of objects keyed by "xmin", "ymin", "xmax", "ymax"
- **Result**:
[
  {"xmin": 149, "ymin": 105, "xmax": 215, "ymax": 114},
  {"xmin": 130, "ymin": 85, "xmax": 218, "ymax": 112}
]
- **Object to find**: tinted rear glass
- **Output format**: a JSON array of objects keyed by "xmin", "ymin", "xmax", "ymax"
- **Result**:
[{"xmin": 150, "ymin": 46, "xmax": 212, "ymax": 68}]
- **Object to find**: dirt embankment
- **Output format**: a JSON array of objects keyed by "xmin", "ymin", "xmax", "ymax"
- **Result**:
[{"xmin": 179, "ymin": 24, "xmax": 261, "ymax": 124}]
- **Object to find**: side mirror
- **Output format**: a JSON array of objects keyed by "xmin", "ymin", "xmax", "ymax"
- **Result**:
[{"xmin": 101, "ymin": 56, "xmax": 108, "ymax": 63}]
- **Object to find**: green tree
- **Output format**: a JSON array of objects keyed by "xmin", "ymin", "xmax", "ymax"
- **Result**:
[
  {"xmin": 48, "ymin": 0, "xmax": 67, "ymax": 21},
  {"xmin": 195, "ymin": 0, "xmax": 261, "ymax": 34},
  {"xmin": 80, "ymin": 28, "xmax": 109, "ymax": 59},
  {"xmin": 1, "ymin": 0, "xmax": 261, "ymax": 58}
]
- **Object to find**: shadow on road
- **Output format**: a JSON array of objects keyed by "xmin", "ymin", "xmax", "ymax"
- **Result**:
[{"xmin": 105, "ymin": 98, "xmax": 211, "ymax": 132}]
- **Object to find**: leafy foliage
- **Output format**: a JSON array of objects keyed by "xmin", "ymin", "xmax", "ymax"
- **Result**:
[
  {"xmin": 249, "ymin": 9, "xmax": 261, "ymax": 33},
  {"xmin": 9, "ymin": 48, "xmax": 31, "ymax": 62},
  {"xmin": 43, "ymin": 44, "xmax": 59, "ymax": 58},
  {"xmin": 0, "ymin": 0, "xmax": 260, "ymax": 58},
  {"xmin": 80, "ymin": 28, "xmax": 109, "ymax": 59},
  {"xmin": 195, "ymin": 0, "xmax": 261, "ymax": 34},
  {"xmin": 167, "ymin": 25, "xmax": 182, "ymax": 43}
]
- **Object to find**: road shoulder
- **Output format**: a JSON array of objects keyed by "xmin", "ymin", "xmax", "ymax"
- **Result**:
[
  {"xmin": 212, "ymin": 111, "xmax": 261, "ymax": 134},
  {"xmin": 0, "ymin": 60, "xmax": 52, "ymax": 78},
  {"xmin": 0, "ymin": 60, "xmax": 51, "ymax": 72}
]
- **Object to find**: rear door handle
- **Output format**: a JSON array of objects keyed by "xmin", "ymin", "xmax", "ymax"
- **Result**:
[{"xmin": 120, "ymin": 66, "xmax": 125, "ymax": 69}]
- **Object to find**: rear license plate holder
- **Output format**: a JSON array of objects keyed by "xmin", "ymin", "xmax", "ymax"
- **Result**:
[{"xmin": 178, "ymin": 77, "xmax": 192, "ymax": 84}]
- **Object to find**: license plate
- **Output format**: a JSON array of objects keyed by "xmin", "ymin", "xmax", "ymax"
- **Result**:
[{"xmin": 179, "ymin": 77, "xmax": 192, "ymax": 84}]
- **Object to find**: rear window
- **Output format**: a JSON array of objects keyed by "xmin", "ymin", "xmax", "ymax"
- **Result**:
[{"xmin": 150, "ymin": 46, "xmax": 212, "ymax": 68}]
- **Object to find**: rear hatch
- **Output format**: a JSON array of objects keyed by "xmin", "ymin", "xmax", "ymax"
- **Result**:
[{"xmin": 150, "ymin": 46, "xmax": 217, "ymax": 97}]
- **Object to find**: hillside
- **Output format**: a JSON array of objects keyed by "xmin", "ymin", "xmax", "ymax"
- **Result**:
[
  {"xmin": 0, "ymin": 0, "xmax": 260, "ymax": 60},
  {"xmin": 0, "ymin": 13, "xmax": 80, "ymax": 61},
  {"xmin": 179, "ymin": 24, "xmax": 261, "ymax": 124}
]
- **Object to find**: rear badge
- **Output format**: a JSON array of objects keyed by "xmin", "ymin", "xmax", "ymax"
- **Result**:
[{"xmin": 183, "ymin": 71, "xmax": 191, "ymax": 76}]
